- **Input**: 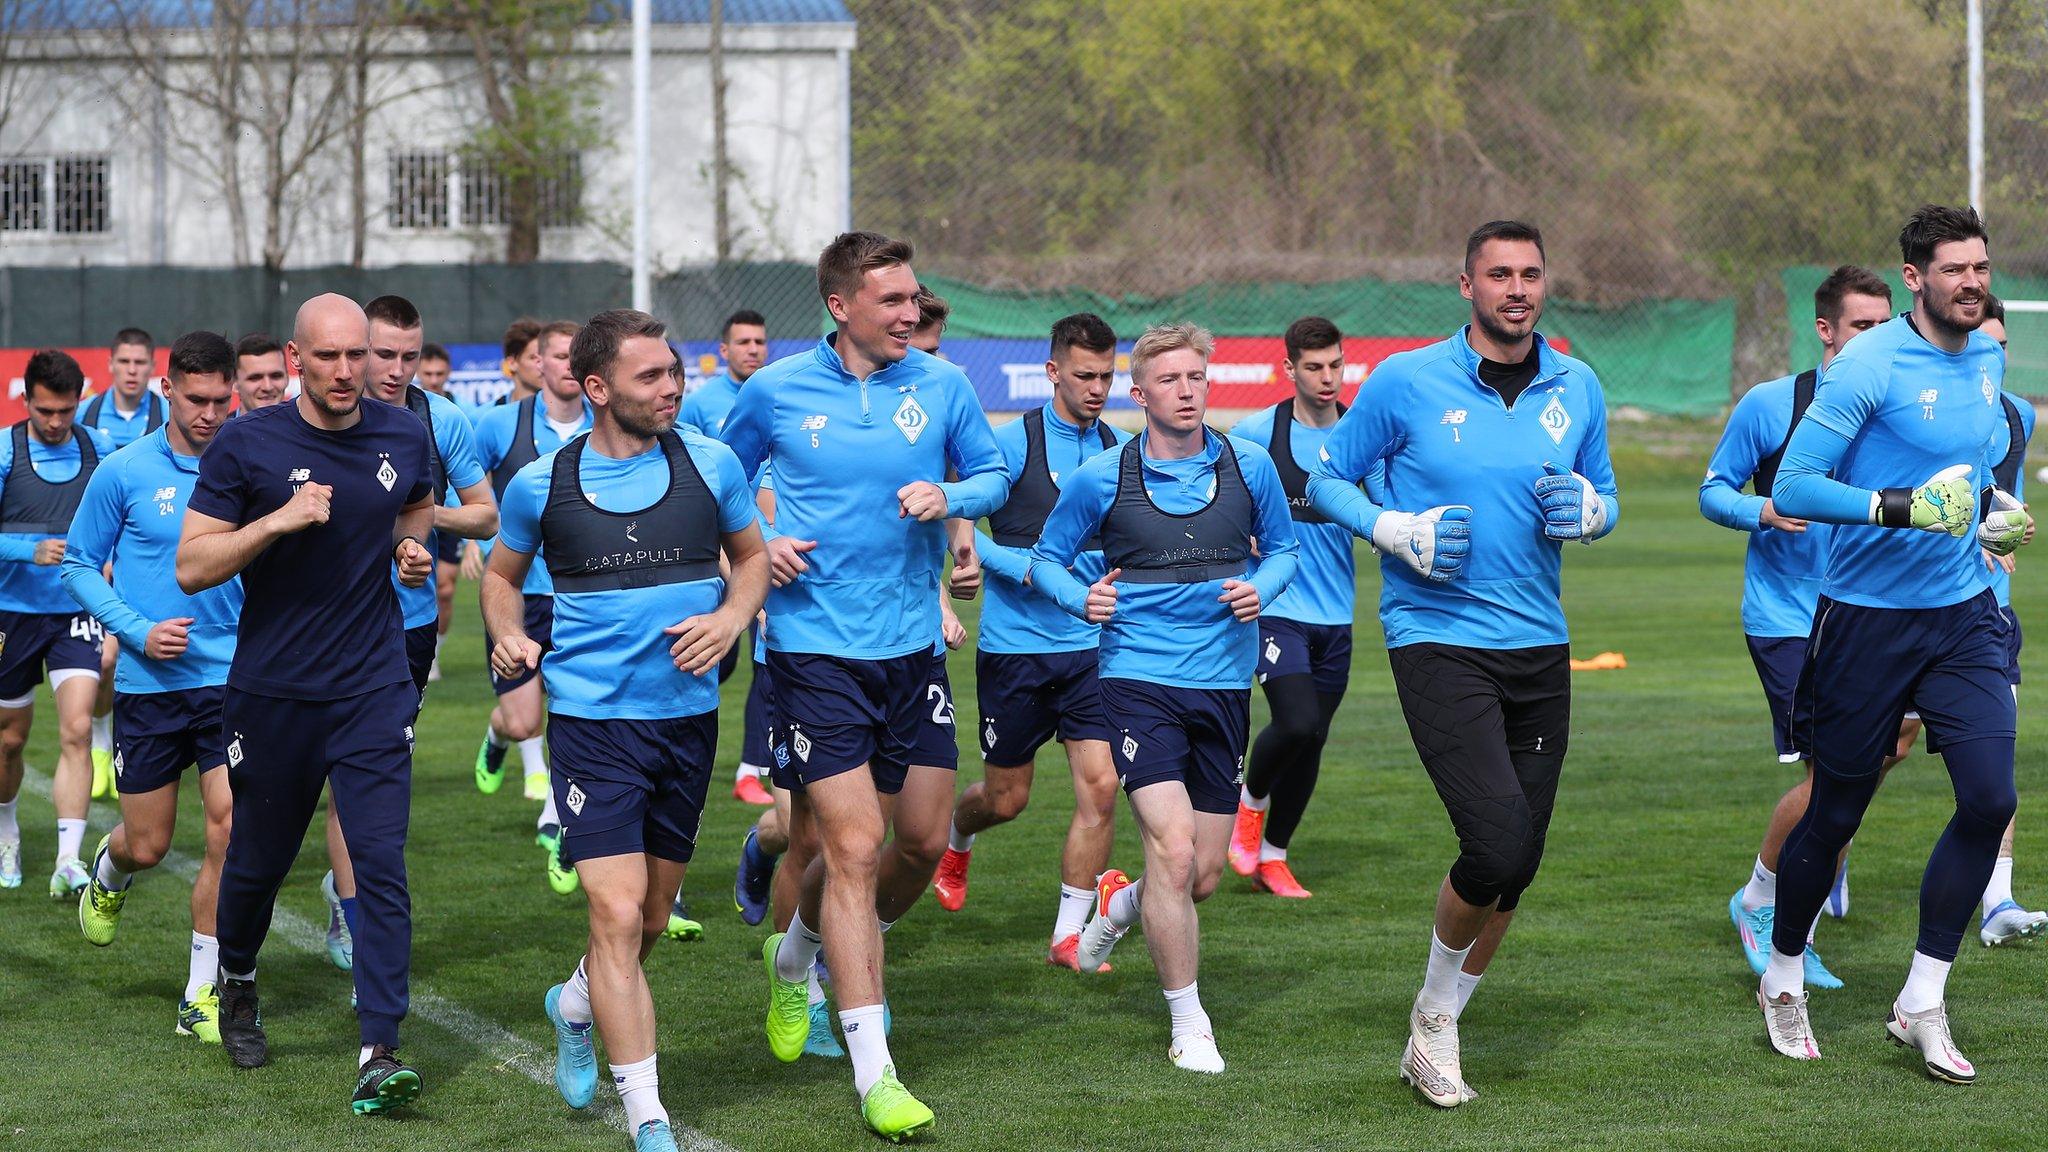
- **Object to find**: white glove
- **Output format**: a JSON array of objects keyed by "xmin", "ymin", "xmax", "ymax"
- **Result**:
[
  {"xmin": 1979, "ymin": 487, "xmax": 2034, "ymax": 556},
  {"xmin": 1370, "ymin": 505, "xmax": 1472, "ymax": 583}
]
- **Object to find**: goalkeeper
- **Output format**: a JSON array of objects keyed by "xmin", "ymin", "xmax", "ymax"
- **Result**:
[{"xmin": 1755, "ymin": 204, "xmax": 2033, "ymax": 1082}]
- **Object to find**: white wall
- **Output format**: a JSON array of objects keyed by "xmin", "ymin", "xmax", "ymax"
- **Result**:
[{"xmin": 0, "ymin": 22, "xmax": 853, "ymax": 270}]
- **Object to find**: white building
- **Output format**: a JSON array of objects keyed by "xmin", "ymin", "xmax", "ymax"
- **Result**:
[{"xmin": 0, "ymin": 1, "xmax": 855, "ymax": 270}]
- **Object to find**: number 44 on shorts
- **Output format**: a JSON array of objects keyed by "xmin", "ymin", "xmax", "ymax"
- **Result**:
[{"xmin": 69, "ymin": 616, "xmax": 103, "ymax": 643}]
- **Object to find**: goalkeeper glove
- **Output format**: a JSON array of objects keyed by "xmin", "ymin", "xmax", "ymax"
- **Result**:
[
  {"xmin": 1979, "ymin": 487, "xmax": 2033, "ymax": 556},
  {"xmin": 1370, "ymin": 506, "xmax": 1472, "ymax": 583},
  {"xmin": 1535, "ymin": 462, "xmax": 1611, "ymax": 542},
  {"xmin": 1875, "ymin": 465, "xmax": 1974, "ymax": 537}
]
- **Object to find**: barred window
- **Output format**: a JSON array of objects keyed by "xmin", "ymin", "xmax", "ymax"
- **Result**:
[
  {"xmin": 1, "ymin": 155, "xmax": 110, "ymax": 234},
  {"xmin": 0, "ymin": 160, "xmax": 44, "ymax": 231},
  {"xmin": 388, "ymin": 152, "xmax": 449, "ymax": 229},
  {"xmin": 51, "ymin": 156, "xmax": 108, "ymax": 234},
  {"xmin": 460, "ymin": 154, "xmax": 582, "ymax": 228}
]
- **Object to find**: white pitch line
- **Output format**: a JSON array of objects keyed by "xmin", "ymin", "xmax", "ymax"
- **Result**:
[{"xmin": 24, "ymin": 767, "xmax": 740, "ymax": 1152}]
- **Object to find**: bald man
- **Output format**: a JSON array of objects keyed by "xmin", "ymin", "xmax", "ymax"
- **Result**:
[{"xmin": 177, "ymin": 294, "xmax": 436, "ymax": 1113}]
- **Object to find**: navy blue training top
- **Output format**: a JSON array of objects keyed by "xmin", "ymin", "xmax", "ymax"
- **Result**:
[{"xmin": 188, "ymin": 399, "xmax": 433, "ymax": 700}]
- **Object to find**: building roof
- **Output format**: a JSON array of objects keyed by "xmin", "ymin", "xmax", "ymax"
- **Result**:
[{"xmin": 17, "ymin": 1, "xmax": 853, "ymax": 32}]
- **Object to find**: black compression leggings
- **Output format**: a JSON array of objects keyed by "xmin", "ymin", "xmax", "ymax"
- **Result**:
[{"xmin": 1246, "ymin": 675, "xmax": 1346, "ymax": 849}]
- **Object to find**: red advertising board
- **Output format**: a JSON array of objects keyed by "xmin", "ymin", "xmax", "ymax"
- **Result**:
[{"xmin": 0, "ymin": 346, "xmax": 172, "ymax": 425}]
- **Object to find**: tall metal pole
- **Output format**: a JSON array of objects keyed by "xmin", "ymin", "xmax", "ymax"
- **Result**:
[
  {"xmin": 632, "ymin": 0, "xmax": 652, "ymax": 311},
  {"xmin": 1969, "ymin": 0, "xmax": 1984, "ymax": 214}
]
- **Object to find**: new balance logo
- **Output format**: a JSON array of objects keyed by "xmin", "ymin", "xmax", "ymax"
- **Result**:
[
  {"xmin": 1441, "ymin": 409, "xmax": 1467, "ymax": 424},
  {"xmin": 153, "ymin": 487, "xmax": 176, "ymax": 502},
  {"xmin": 799, "ymin": 414, "xmax": 828, "ymax": 431},
  {"xmin": 1918, "ymin": 389, "xmax": 1940, "ymax": 405},
  {"xmin": 287, "ymin": 468, "xmax": 311, "ymax": 483}
]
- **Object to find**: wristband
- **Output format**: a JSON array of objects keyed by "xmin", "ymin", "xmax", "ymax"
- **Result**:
[{"xmin": 1876, "ymin": 487, "xmax": 1912, "ymax": 528}]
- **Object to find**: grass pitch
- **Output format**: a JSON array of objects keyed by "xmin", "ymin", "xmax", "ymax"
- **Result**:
[{"xmin": 5, "ymin": 428, "xmax": 2047, "ymax": 1151}]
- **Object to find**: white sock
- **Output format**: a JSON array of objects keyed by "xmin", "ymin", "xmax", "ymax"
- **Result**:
[
  {"xmin": 0, "ymin": 799, "xmax": 16, "ymax": 840},
  {"xmin": 1106, "ymin": 875, "xmax": 1145, "ymax": 929},
  {"xmin": 738, "ymin": 761, "xmax": 767, "ymax": 779},
  {"xmin": 1163, "ymin": 981, "xmax": 1212, "ymax": 1040},
  {"xmin": 485, "ymin": 725, "xmax": 507, "ymax": 750},
  {"xmin": 947, "ymin": 821, "xmax": 975, "ymax": 853},
  {"xmin": 1240, "ymin": 783, "xmax": 1269, "ymax": 812},
  {"xmin": 1453, "ymin": 971, "xmax": 1482, "ymax": 1019},
  {"xmin": 1982, "ymin": 856, "xmax": 2015, "ymax": 916},
  {"xmin": 1419, "ymin": 932, "xmax": 1473, "ymax": 1013},
  {"xmin": 91, "ymin": 713, "xmax": 112, "ymax": 753},
  {"xmin": 1897, "ymin": 951, "xmax": 1953, "ymax": 1014},
  {"xmin": 878, "ymin": 917, "xmax": 895, "ymax": 934},
  {"xmin": 1258, "ymin": 840, "xmax": 1286, "ymax": 864},
  {"xmin": 95, "ymin": 845, "xmax": 131, "ymax": 891},
  {"xmin": 806, "ymin": 968, "xmax": 826, "ymax": 1007},
  {"xmin": 518, "ymin": 737, "xmax": 546, "ymax": 776},
  {"xmin": 558, "ymin": 957, "xmax": 594, "ymax": 1024},
  {"xmin": 734, "ymin": 762, "xmax": 750, "ymax": 783},
  {"xmin": 775, "ymin": 910, "xmax": 824, "ymax": 983},
  {"xmin": 222, "ymin": 966, "xmax": 256, "ymax": 982},
  {"xmin": 187, "ymin": 933, "xmax": 220, "ymax": 1000},
  {"xmin": 1053, "ymin": 883, "xmax": 1093, "ymax": 942},
  {"xmin": 1761, "ymin": 947, "xmax": 1804, "ymax": 1001},
  {"xmin": 56, "ymin": 818, "xmax": 86, "ymax": 863},
  {"xmin": 434, "ymin": 634, "xmax": 445, "ymax": 657},
  {"xmin": 1740, "ymin": 856, "xmax": 1776, "ymax": 912},
  {"xmin": 839, "ymin": 1004, "xmax": 893, "ymax": 1097},
  {"xmin": 610, "ymin": 1054, "xmax": 667, "ymax": 1132},
  {"xmin": 360, "ymin": 1045, "xmax": 376, "ymax": 1068},
  {"xmin": 537, "ymin": 788, "xmax": 560, "ymax": 831}
]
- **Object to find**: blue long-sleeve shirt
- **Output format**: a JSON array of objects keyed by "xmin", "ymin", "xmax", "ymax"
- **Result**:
[
  {"xmin": 680, "ymin": 372, "xmax": 744, "ymax": 437},
  {"xmin": 1989, "ymin": 397, "xmax": 2034, "ymax": 608},
  {"xmin": 973, "ymin": 404, "xmax": 1130, "ymax": 654},
  {"xmin": 1774, "ymin": 315, "xmax": 2007, "ymax": 611},
  {"xmin": 1230, "ymin": 404, "xmax": 1359, "ymax": 626},
  {"xmin": 1027, "ymin": 430, "xmax": 1298, "ymax": 689},
  {"xmin": 61, "ymin": 429, "xmax": 242, "ymax": 693},
  {"xmin": 1698, "ymin": 374, "xmax": 1832, "ymax": 638},
  {"xmin": 0, "ymin": 423, "xmax": 118, "ymax": 614},
  {"xmin": 721, "ymin": 337, "xmax": 1009, "ymax": 659},
  {"xmin": 392, "ymin": 389, "xmax": 485, "ymax": 628},
  {"xmin": 1307, "ymin": 329, "xmax": 1618, "ymax": 650}
]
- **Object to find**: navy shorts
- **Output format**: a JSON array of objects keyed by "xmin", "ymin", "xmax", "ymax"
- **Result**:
[
  {"xmin": 741, "ymin": 655, "xmax": 777, "ymax": 768},
  {"xmin": 975, "ymin": 649, "xmax": 1111, "ymax": 766},
  {"xmin": 113, "ymin": 685, "xmax": 228, "ymax": 794},
  {"xmin": 0, "ymin": 609, "xmax": 104, "ymax": 702},
  {"xmin": 766, "ymin": 650, "xmax": 927, "ymax": 795},
  {"xmin": 1745, "ymin": 634, "xmax": 1811, "ymax": 763},
  {"xmin": 1102, "ymin": 677, "xmax": 1250, "ymax": 816},
  {"xmin": 1256, "ymin": 617, "xmax": 1354, "ymax": 695},
  {"xmin": 547, "ymin": 711, "xmax": 716, "ymax": 866},
  {"xmin": 911, "ymin": 651, "xmax": 960, "ymax": 770},
  {"xmin": 486, "ymin": 594, "xmax": 553, "ymax": 695},
  {"xmin": 435, "ymin": 531, "xmax": 463, "ymax": 567},
  {"xmin": 1797, "ymin": 591, "xmax": 2015, "ymax": 780},
  {"xmin": 405, "ymin": 623, "xmax": 437, "ymax": 697}
]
